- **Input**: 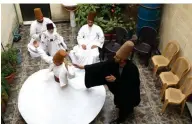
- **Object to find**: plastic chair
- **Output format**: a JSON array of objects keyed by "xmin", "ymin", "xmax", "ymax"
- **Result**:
[
  {"xmin": 161, "ymin": 76, "xmax": 192, "ymax": 115},
  {"xmin": 130, "ymin": 26, "xmax": 157, "ymax": 66},
  {"xmin": 160, "ymin": 57, "xmax": 191, "ymax": 98},
  {"xmin": 152, "ymin": 41, "xmax": 180, "ymax": 76}
]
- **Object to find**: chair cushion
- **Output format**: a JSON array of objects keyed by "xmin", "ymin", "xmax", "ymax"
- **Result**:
[
  {"xmin": 165, "ymin": 88, "xmax": 185, "ymax": 103},
  {"xmin": 152, "ymin": 55, "xmax": 170, "ymax": 67},
  {"xmin": 105, "ymin": 42, "xmax": 121, "ymax": 53},
  {"xmin": 134, "ymin": 43, "xmax": 151, "ymax": 54},
  {"xmin": 160, "ymin": 71, "xmax": 179, "ymax": 86}
]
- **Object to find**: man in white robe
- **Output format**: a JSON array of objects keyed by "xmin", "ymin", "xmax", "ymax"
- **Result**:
[
  {"xmin": 41, "ymin": 23, "xmax": 68, "ymax": 56},
  {"xmin": 69, "ymin": 12, "xmax": 104, "ymax": 65},
  {"xmin": 28, "ymin": 8, "xmax": 56, "ymax": 57}
]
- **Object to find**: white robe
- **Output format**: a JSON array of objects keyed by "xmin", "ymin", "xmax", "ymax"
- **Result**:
[
  {"xmin": 41, "ymin": 30, "xmax": 68, "ymax": 56},
  {"xmin": 37, "ymin": 48, "xmax": 75, "ymax": 87},
  {"xmin": 69, "ymin": 24, "xmax": 104, "ymax": 65},
  {"xmin": 27, "ymin": 39, "xmax": 45, "ymax": 58},
  {"xmin": 30, "ymin": 17, "xmax": 56, "ymax": 51}
]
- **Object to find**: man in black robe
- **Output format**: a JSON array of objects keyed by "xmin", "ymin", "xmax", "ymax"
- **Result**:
[{"xmin": 74, "ymin": 41, "xmax": 140, "ymax": 124}]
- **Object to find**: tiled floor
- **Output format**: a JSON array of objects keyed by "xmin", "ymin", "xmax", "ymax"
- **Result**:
[{"xmin": 2, "ymin": 23, "xmax": 192, "ymax": 124}]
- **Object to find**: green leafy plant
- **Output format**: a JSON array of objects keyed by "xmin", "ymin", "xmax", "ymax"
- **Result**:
[
  {"xmin": 75, "ymin": 4, "xmax": 136, "ymax": 34},
  {"xmin": 95, "ymin": 16, "xmax": 136, "ymax": 33},
  {"xmin": 1, "ymin": 44, "xmax": 18, "ymax": 66},
  {"xmin": 75, "ymin": 4, "xmax": 99, "ymax": 28},
  {"xmin": 1, "ymin": 63, "xmax": 16, "ymax": 77},
  {"xmin": 1, "ymin": 44, "xmax": 17, "ymax": 77}
]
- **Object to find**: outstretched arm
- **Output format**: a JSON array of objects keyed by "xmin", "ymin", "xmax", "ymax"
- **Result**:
[
  {"xmin": 73, "ymin": 64, "xmax": 85, "ymax": 69},
  {"xmin": 33, "ymin": 41, "xmax": 53, "ymax": 64},
  {"xmin": 66, "ymin": 64, "xmax": 75, "ymax": 79}
]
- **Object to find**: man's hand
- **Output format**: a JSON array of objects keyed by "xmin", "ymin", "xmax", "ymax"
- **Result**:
[
  {"xmin": 105, "ymin": 75, "xmax": 116, "ymax": 82},
  {"xmin": 73, "ymin": 64, "xmax": 84, "ymax": 69},
  {"xmin": 81, "ymin": 44, "xmax": 87, "ymax": 50},
  {"xmin": 33, "ymin": 41, "xmax": 39, "ymax": 48},
  {"xmin": 91, "ymin": 45, "xmax": 98, "ymax": 49}
]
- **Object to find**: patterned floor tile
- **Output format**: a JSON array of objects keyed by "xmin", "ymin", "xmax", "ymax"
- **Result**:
[
  {"xmin": 22, "ymin": 56, "xmax": 41, "ymax": 66},
  {"xmin": 22, "ymin": 65, "xmax": 41, "ymax": 77},
  {"xmin": 9, "ymin": 77, "xmax": 23, "ymax": 91},
  {"xmin": 3, "ymin": 103, "xmax": 16, "ymax": 121}
]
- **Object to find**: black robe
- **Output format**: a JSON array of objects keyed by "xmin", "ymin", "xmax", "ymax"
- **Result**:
[{"xmin": 84, "ymin": 59, "xmax": 140, "ymax": 109}]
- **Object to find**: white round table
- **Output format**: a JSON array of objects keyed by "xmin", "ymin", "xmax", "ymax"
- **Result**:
[{"xmin": 18, "ymin": 69, "xmax": 106, "ymax": 124}]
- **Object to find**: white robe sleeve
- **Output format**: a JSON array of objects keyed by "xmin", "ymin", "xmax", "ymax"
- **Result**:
[
  {"xmin": 59, "ymin": 66, "xmax": 67, "ymax": 87},
  {"xmin": 77, "ymin": 26, "xmax": 87, "ymax": 46},
  {"xmin": 41, "ymin": 32, "xmax": 46, "ymax": 43},
  {"xmin": 37, "ymin": 47, "xmax": 53, "ymax": 64},
  {"xmin": 30, "ymin": 22, "xmax": 40, "ymax": 40},
  {"xmin": 28, "ymin": 43, "xmax": 38, "ymax": 53},
  {"xmin": 48, "ymin": 63, "xmax": 54, "ymax": 72},
  {"xmin": 92, "ymin": 26, "xmax": 105, "ymax": 48},
  {"xmin": 61, "ymin": 36, "xmax": 68, "ymax": 50},
  {"xmin": 66, "ymin": 65, "xmax": 75, "ymax": 79},
  {"xmin": 42, "ymin": 32, "xmax": 49, "ymax": 51},
  {"xmin": 56, "ymin": 33, "xmax": 68, "ymax": 50}
]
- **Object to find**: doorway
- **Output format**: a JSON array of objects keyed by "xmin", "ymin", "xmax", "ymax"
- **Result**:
[{"xmin": 20, "ymin": 4, "xmax": 51, "ymax": 21}]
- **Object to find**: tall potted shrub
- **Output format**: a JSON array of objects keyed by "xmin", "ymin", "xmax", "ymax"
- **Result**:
[
  {"xmin": 1, "ymin": 63, "xmax": 16, "ymax": 84},
  {"xmin": 1, "ymin": 44, "xmax": 17, "ymax": 83}
]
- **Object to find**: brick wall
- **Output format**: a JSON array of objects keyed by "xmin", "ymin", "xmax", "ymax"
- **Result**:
[{"xmin": 159, "ymin": 4, "xmax": 192, "ymax": 80}]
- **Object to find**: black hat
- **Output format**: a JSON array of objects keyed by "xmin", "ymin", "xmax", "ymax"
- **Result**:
[{"xmin": 46, "ymin": 23, "xmax": 54, "ymax": 30}]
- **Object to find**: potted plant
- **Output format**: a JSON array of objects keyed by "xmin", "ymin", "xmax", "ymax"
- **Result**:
[
  {"xmin": 1, "ymin": 44, "xmax": 18, "ymax": 67},
  {"xmin": 1, "ymin": 44, "xmax": 17, "ymax": 84},
  {"xmin": 1, "ymin": 76, "xmax": 9, "ymax": 114},
  {"xmin": 6, "ymin": 44, "xmax": 18, "ymax": 66},
  {"xmin": 1, "ymin": 63, "xmax": 16, "ymax": 84}
]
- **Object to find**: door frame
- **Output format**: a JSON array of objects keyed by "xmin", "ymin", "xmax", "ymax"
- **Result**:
[
  {"xmin": 15, "ymin": 4, "xmax": 23, "ymax": 24},
  {"xmin": 15, "ymin": 4, "xmax": 52, "ymax": 25}
]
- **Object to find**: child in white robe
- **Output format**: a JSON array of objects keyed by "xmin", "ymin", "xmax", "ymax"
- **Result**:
[
  {"xmin": 41, "ymin": 23, "xmax": 68, "ymax": 56},
  {"xmin": 34, "ymin": 41, "xmax": 75, "ymax": 87}
]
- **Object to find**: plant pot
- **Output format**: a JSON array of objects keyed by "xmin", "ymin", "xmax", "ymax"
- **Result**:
[
  {"xmin": 5, "ymin": 73, "xmax": 16, "ymax": 84},
  {"xmin": 17, "ymin": 48, "xmax": 22, "ymax": 65}
]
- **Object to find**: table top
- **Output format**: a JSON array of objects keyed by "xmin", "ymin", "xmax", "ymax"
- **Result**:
[
  {"xmin": 62, "ymin": 3, "xmax": 77, "ymax": 7},
  {"xmin": 18, "ymin": 69, "xmax": 106, "ymax": 124}
]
